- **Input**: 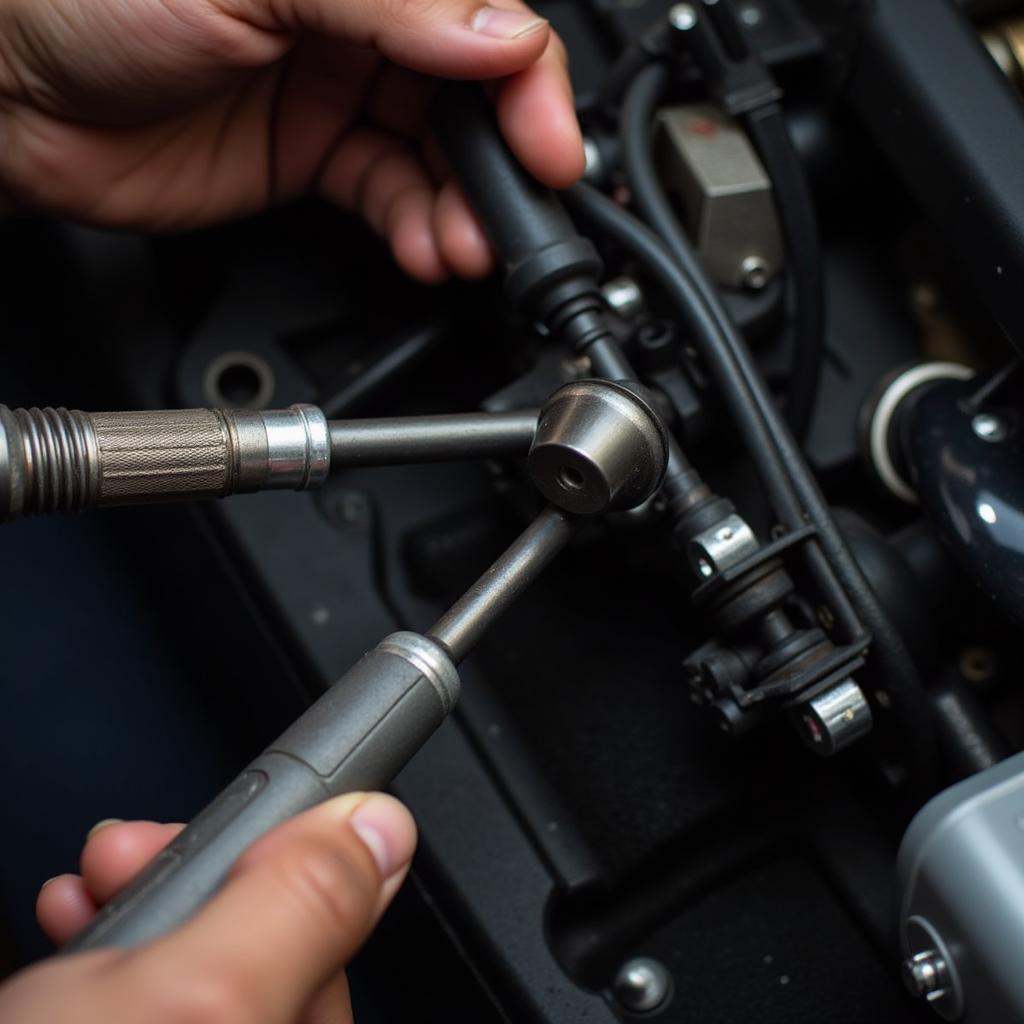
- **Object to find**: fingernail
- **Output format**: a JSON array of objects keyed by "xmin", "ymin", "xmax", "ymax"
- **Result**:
[
  {"xmin": 471, "ymin": 6, "xmax": 548, "ymax": 39},
  {"xmin": 349, "ymin": 794, "xmax": 416, "ymax": 880},
  {"xmin": 87, "ymin": 818, "xmax": 122, "ymax": 840},
  {"xmin": 40, "ymin": 876, "xmax": 60, "ymax": 889}
]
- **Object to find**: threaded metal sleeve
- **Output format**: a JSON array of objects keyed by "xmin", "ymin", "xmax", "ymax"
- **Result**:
[{"xmin": 0, "ymin": 404, "xmax": 331, "ymax": 521}]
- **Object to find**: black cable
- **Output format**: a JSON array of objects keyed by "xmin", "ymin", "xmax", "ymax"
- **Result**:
[
  {"xmin": 743, "ymin": 104, "xmax": 824, "ymax": 441},
  {"xmin": 564, "ymin": 175, "xmax": 938, "ymax": 796},
  {"xmin": 565, "ymin": 182, "xmax": 856, "ymax": 636}
]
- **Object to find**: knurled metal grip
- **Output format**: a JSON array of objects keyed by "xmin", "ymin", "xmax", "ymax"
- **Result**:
[{"xmin": 0, "ymin": 403, "xmax": 329, "ymax": 521}]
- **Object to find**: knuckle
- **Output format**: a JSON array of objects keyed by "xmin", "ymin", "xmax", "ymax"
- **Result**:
[{"xmin": 381, "ymin": 0, "xmax": 448, "ymax": 26}]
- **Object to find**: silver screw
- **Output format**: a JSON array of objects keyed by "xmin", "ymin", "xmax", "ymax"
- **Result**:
[
  {"xmin": 601, "ymin": 276, "xmax": 645, "ymax": 320},
  {"xmin": 668, "ymin": 4, "xmax": 698, "ymax": 31},
  {"xmin": 582, "ymin": 137, "xmax": 603, "ymax": 184},
  {"xmin": 740, "ymin": 255, "xmax": 771, "ymax": 290},
  {"xmin": 613, "ymin": 957, "xmax": 673, "ymax": 1014},
  {"xmin": 903, "ymin": 950, "xmax": 950, "ymax": 1000},
  {"xmin": 971, "ymin": 411, "xmax": 1010, "ymax": 442}
]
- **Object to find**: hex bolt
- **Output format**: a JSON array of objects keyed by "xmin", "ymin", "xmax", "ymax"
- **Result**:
[{"xmin": 613, "ymin": 957, "xmax": 673, "ymax": 1014}]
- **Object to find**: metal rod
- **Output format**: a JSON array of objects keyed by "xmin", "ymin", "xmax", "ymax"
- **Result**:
[
  {"xmin": 328, "ymin": 410, "xmax": 539, "ymax": 466},
  {"xmin": 428, "ymin": 505, "xmax": 577, "ymax": 662}
]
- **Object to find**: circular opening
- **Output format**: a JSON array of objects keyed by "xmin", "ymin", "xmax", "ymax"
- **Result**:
[
  {"xmin": 557, "ymin": 465, "xmax": 585, "ymax": 491},
  {"xmin": 217, "ymin": 363, "xmax": 263, "ymax": 406},
  {"xmin": 203, "ymin": 350, "xmax": 276, "ymax": 410}
]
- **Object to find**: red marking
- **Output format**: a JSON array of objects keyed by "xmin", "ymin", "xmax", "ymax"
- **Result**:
[{"xmin": 689, "ymin": 118, "xmax": 719, "ymax": 137}]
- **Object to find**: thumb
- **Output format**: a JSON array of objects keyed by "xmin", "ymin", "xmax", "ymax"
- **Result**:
[
  {"xmin": 218, "ymin": 0, "xmax": 553, "ymax": 79},
  {"xmin": 121, "ymin": 793, "xmax": 416, "ymax": 1023}
]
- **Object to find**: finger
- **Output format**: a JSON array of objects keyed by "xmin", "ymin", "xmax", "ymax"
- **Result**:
[
  {"xmin": 122, "ymin": 793, "xmax": 416, "ymax": 1024},
  {"xmin": 434, "ymin": 181, "xmax": 493, "ymax": 279},
  {"xmin": 216, "ymin": 0, "xmax": 553, "ymax": 80},
  {"xmin": 36, "ymin": 874, "xmax": 98, "ymax": 946},
  {"xmin": 302, "ymin": 971, "xmax": 352, "ymax": 1024},
  {"xmin": 495, "ymin": 34, "xmax": 585, "ymax": 188},
  {"xmin": 80, "ymin": 822, "xmax": 186, "ymax": 905},
  {"xmin": 319, "ymin": 129, "xmax": 446, "ymax": 283}
]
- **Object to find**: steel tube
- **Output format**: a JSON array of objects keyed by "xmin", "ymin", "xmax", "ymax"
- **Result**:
[
  {"xmin": 428, "ymin": 505, "xmax": 577, "ymax": 662},
  {"xmin": 328, "ymin": 411, "xmax": 538, "ymax": 466}
]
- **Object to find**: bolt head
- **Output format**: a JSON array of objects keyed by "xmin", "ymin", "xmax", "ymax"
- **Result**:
[
  {"xmin": 740, "ymin": 255, "xmax": 771, "ymax": 290},
  {"xmin": 971, "ymin": 411, "xmax": 1011, "ymax": 442},
  {"xmin": 613, "ymin": 957, "xmax": 672, "ymax": 1014},
  {"xmin": 668, "ymin": 4, "xmax": 697, "ymax": 31}
]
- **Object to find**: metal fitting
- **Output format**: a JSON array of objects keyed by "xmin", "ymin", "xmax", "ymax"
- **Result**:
[
  {"xmin": 668, "ymin": 3, "xmax": 697, "ymax": 32},
  {"xmin": 601, "ymin": 276, "xmax": 645, "ymax": 320},
  {"xmin": 903, "ymin": 950, "xmax": 951, "ymax": 1002},
  {"xmin": 613, "ymin": 957, "xmax": 673, "ymax": 1015},
  {"xmin": 740, "ymin": 254, "xmax": 771, "ymax": 290},
  {"xmin": 0, "ymin": 402, "xmax": 330, "ymax": 521},
  {"xmin": 688, "ymin": 513, "xmax": 758, "ymax": 578},
  {"xmin": 863, "ymin": 361, "xmax": 974, "ymax": 504},
  {"xmin": 971, "ymin": 411, "xmax": 1012, "ymax": 443},
  {"xmin": 528, "ymin": 380, "xmax": 669, "ymax": 515},
  {"xmin": 251, "ymin": 405, "xmax": 330, "ymax": 489},
  {"xmin": 378, "ymin": 631, "xmax": 461, "ymax": 715},
  {"xmin": 793, "ymin": 679, "xmax": 873, "ymax": 756}
]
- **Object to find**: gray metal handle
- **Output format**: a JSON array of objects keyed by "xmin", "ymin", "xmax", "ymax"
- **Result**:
[{"xmin": 65, "ymin": 632, "xmax": 458, "ymax": 952}]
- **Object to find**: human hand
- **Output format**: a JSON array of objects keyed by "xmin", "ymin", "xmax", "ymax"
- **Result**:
[
  {"xmin": 0, "ymin": 793, "xmax": 416, "ymax": 1023},
  {"xmin": 0, "ymin": 0, "xmax": 584, "ymax": 281}
]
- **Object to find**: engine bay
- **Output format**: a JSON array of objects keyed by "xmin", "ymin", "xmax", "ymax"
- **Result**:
[{"xmin": 4, "ymin": 0, "xmax": 1024, "ymax": 1020}]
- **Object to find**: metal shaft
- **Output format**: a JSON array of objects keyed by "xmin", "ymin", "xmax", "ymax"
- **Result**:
[
  {"xmin": 428, "ymin": 504, "xmax": 577, "ymax": 662},
  {"xmin": 66, "ymin": 506, "xmax": 577, "ymax": 952},
  {"xmin": 329, "ymin": 410, "xmax": 538, "ymax": 466}
]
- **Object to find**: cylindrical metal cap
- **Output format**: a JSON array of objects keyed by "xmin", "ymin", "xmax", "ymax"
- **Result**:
[{"xmin": 527, "ymin": 380, "xmax": 668, "ymax": 515}]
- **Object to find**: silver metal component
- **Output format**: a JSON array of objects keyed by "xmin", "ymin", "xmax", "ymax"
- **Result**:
[
  {"xmin": 613, "ymin": 957, "xmax": 673, "ymax": 1014},
  {"xmin": 428, "ymin": 506, "xmax": 577, "ymax": 663},
  {"xmin": 796, "ymin": 679, "xmax": 873, "ymax": 756},
  {"xmin": 582, "ymin": 136, "xmax": 604, "ymax": 184},
  {"xmin": 688, "ymin": 513, "xmax": 758, "ymax": 578},
  {"xmin": 377, "ymin": 631, "xmax": 460, "ymax": 714},
  {"xmin": 258, "ymin": 404, "xmax": 330, "ymax": 489},
  {"xmin": 971, "ymin": 411, "xmax": 1011, "ymax": 443},
  {"xmin": 865, "ymin": 361, "xmax": 975, "ymax": 504},
  {"xmin": 667, "ymin": 3, "xmax": 697, "ymax": 31},
  {"xmin": 601, "ymin": 276, "xmax": 645, "ymax": 320},
  {"xmin": 528, "ymin": 380, "xmax": 669, "ymax": 515},
  {"xmin": 897, "ymin": 751, "xmax": 1024, "ymax": 1022},
  {"xmin": 0, "ymin": 402, "xmax": 332, "ymax": 521},
  {"xmin": 903, "ymin": 950, "xmax": 951, "ymax": 1001},
  {"xmin": 740, "ymin": 254, "xmax": 770, "ymax": 290},
  {"xmin": 654, "ymin": 103, "xmax": 783, "ymax": 290},
  {"xmin": 0, "ymin": 405, "xmax": 100, "ymax": 519}
]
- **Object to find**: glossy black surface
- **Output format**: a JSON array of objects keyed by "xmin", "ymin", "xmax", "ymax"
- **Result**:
[{"xmin": 909, "ymin": 377, "xmax": 1024, "ymax": 625}]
